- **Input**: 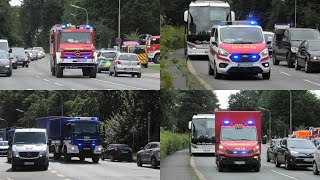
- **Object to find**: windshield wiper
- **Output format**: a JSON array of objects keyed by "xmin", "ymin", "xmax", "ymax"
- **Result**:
[
  {"xmin": 223, "ymin": 138, "xmax": 236, "ymax": 140},
  {"xmin": 237, "ymin": 138, "xmax": 253, "ymax": 141}
]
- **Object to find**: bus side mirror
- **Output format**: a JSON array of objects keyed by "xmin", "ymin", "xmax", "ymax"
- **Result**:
[
  {"xmin": 184, "ymin": 10, "xmax": 188, "ymax": 22},
  {"xmin": 231, "ymin": 11, "xmax": 235, "ymax": 21},
  {"xmin": 188, "ymin": 121, "xmax": 192, "ymax": 130}
]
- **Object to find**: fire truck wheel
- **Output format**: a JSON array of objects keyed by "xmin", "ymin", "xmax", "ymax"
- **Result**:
[
  {"xmin": 55, "ymin": 66, "xmax": 63, "ymax": 78},
  {"xmin": 144, "ymin": 63, "xmax": 148, "ymax": 68},
  {"xmin": 51, "ymin": 67, "xmax": 56, "ymax": 76},
  {"xmin": 217, "ymin": 163, "xmax": 223, "ymax": 172},
  {"xmin": 253, "ymin": 165, "xmax": 260, "ymax": 172},
  {"xmin": 89, "ymin": 67, "xmax": 97, "ymax": 78},
  {"xmin": 154, "ymin": 54, "xmax": 160, "ymax": 64}
]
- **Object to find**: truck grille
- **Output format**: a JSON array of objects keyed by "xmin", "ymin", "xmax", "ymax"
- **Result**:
[{"xmin": 19, "ymin": 152, "xmax": 39, "ymax": 158}]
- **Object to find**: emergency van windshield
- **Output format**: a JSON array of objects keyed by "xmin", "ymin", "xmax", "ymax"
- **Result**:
[
  {"xmin": 221, "ymin": 127, "xmax": 257, "ymax": 141},
  {"xmin": 191, "ymin": 118, "xmax": 215, "ymax": 140},
  {"xmin": 220, "ymin": 27, "xmax": 263, "ymax": 44},
  {"xmin": 13, "ymin": 132, "xmax": 46, "ymax": 144},
  {"xmin": 188, "ymin": 6, "xmax": 229, "ymax": 36},
  {"xmin": 62, "ymin": 32, "xmax": 91, "ymax": 43}
]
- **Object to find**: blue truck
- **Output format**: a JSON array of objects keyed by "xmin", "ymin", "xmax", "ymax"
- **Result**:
[
  {"xmin": 2, "ymin": 127, "xmax": 23, "ymax": 142},
  {"xmin": 35, "ymin": 116, "xmax": 103, "ymax": 163}
]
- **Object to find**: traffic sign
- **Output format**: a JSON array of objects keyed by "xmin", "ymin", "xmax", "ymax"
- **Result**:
[
  {"xmin": 288, "ymin": 129, "xmax": 292, "ymax": 134},
  {"xmin": 115, "ymin": 37, "xmax": 122, "ymax": 45}
]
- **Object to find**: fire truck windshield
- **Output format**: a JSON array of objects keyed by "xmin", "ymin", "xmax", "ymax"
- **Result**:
[
  {"xmin": 221, "ymin": 127, "xmax": 257, "ymax": 141},
  {"xmin": 62, "ymin": 32, "xmax": 91, "ymax": 43},
  {"xmin": 191, "ymin": 118, "xmax": 215, "ymax": 141}
]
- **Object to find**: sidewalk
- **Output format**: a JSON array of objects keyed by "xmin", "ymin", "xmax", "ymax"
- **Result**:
[{"xmin": 161, "ymin": 149, "xmax": 194, "ymax": 180}]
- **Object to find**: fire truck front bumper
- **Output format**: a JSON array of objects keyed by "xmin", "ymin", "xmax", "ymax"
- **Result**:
[
  {"xmin": 218, "ymin": 154, "xmax": 261, "ymax": 167},
  {"xmin": 57, "ymin": 58, "xmax": 97, "ymax": 68}
]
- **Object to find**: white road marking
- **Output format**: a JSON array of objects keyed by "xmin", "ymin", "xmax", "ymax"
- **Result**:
[
  {"xmin": 304, "ymin": 79, "xmax": 320, "ymax": 87},
  {"xmin": 28, "ymin": 71, "xmax": 31, "ymax": 73},
  {"xmin": 35, "ymin": 75, "xmax": 40, "ymax": 78},
  {"xmin": 43, "ymin": 79, "xmax": 50, "ymax": 82},
  {"xmin": 71, "ymin": 89, "xmax": 76, "ymax": 90},
  {"xmin": 93, "ymin": 79, "xmax": 145, "ymax": 90},
  {"xmin": 26, "ymin": 89, "xmax": 34, "ymax": 90},
  {"xmin": 271, "ymin": 170, "xmax": 299, "ymax": 180},
  {"xmin": 6, "ymin": 178, "xmax": 14, "ymax": 180},
  {"xmin": 54, "ymin": 83, "xmax": 64, "ymax": 87},
  {"xmin": 280, "ymin": 71, "xmax": 292, "ymax": 77},
  {"xmin": 57, "ymin": 174, "xmax": 65, "ymax": 177},
  {"xmin": 65, "ymin": 179, "xmax": 71, "ymax": 180},
  {"xmin": 51, "ymin": 170, "xmax": 57, "ymax": 173}
]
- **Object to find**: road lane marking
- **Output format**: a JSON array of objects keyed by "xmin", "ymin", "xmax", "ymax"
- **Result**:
[
  {"xmin": 51, "ymin": 170, "xmax": 57, "ymax": 173},
  {"xmin": 6, "ymin": 178, "xmax": 14, "ymax": 180},
  {"xmin": 93, "ymin": 79, "xmax": 145, "ymax": 90},
  {"xmin": 271, "ymin": 170, "xmax": 299, "ymax": 180},
  {"xmin": 280, "ymin": 71, "xmax": 292, "ymax": 77},
  {"xmin": 43, "ymin": 79, "xmax": 50, "ymax": 82},
  {"xmin": 57, "ymin": 174, "xmax": 65, "ymax": 177},
  {"xmin": 190, "ymin": 156, "xmax": 206, "ymax": 180},
  {"xmin": 54, "ymin": 83, "xmax": 64, "ymax": 87},
  {"xmin": 27, "ymin": 89, "xmax": 34, "ymax": 90},
  {"xmin": 304, "ymin": 79, "xmax": 320, "ymax": 87},
  {"xmin": 187, "ymin": 60, "xmax": 213, "ymax": 90},
  {"xmin": 35, "ymin": 75, "xmax": 40, "ymax": 78},
  {"xmin": 28, "ymin": 71, "xmax": 31, "ymax": 73}
]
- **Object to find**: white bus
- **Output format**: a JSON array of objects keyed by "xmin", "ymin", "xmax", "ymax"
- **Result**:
[
  {"xmin": 188, "ymin": 114, "xmax": 215, "ymax": 155},
  {"xmin": 184, "ymin": 0, "xmax": 235, "ymax": 58}
]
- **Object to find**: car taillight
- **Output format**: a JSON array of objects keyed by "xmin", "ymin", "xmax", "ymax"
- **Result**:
[
  {"xmin": 114, "ymin": 147, "xmax": 119, "ymax": 151},
  {"xmin": 137, "ymin": 62, "xmax": 141, "ymax": 65},
  {"xmin": 116, "ymin": 60, "xmax": 121, "ymax": 65}
]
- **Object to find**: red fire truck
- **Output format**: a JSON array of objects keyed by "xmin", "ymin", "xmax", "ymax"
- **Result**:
[
  {"xmin": 49, "ymin": 24, "xmax": 97, "ymax": 78},
  {"xmin": 215, "ymin": 111, "xmax": 262, "ymax": 172},
  {"xmin": 146, "ymin": 35, "xmax": 160, "ymax": 64}
]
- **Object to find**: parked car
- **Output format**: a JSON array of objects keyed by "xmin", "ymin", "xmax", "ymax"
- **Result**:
[
  {"xmin": 275, "ymin": 138, "xmax": 316, "ymax": 169},
  {"xmin": 25, "ymin": 50, "xmax": 36, "ymax": 61},
  {"xmin": 33, "ymin": 47, "xmax": 45, "ymax": 58},
  {"xmin": 0, "ymin": 141, "xmax": 9, "ymax": 156},
  {"xmin": 295, "ymin": 40, "xmax": 320, "ymax": 72},
  {"xmin": 9, "ymin": 53, "xmax": 17, "ymax": 69},
  {"xmin": 313, "ymin": 138, "xmax": 320, "ymax": 147},
  {"xmin": 267, "ymin": 139, "xmax": 281, "ymax": 162},
  {"xmin": 11, "ymin": 48, "xmax": 29, "ymax": 67},
  {"xmin": 264, "ymin": 31, "xmax": 274, "ymax": 56},
  {"xmin": 101, "ymin": 144, "xmax": 133, "ymax": 162},
  {"xmin": 0, "ymin": 50, "xmax": 12, "ymax": 77},
  {"xmin": 109, "ymin": 53, "xmax": 142, "ymax": 78},
  {"xmin": 137, "ymin": 142, "xmax": 160, "ymax": 169},
  {"xmin": 272, "ymin": 28, "xmax": 320, "ymax": 67},
  {"xmin": 97, "ymin": 49, "xmax": 117, "ymax": 73}
]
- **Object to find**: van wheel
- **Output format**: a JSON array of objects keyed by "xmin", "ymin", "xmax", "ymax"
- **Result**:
[
  {"xmin": 262, "ymin": 71, "xmax": 271, "ymax": 80},
  {"xmin": 313, "ymin": 161, "xmax": 319, "ymax": 175},
  {"xmin": 55, "ymin": 65, "xmax": 63, "ymax": 78},
  {"xmin": 286, "ymin": 53, "xmax": 294, "ymax": 68},
  {"xmin": 295, "ymin": 57, "xmax": 301, "ymax": 70},
  {"xmin": 42, "ymin": 162, "xmax": 49, "ymax": 171},
  {"xmin": 254, "ymin": 165, "xmax": 260, "ymax": 172},
  {"xmin": 214, "ymin": 62, "xmax": 222, "ymax": 79},
  {"xmin": 51, "ymin": 67, "xmax": 56, "ymax": 76},
  {"xmin": 12, "ymin": 165, "xmax": 17, "ymax": 171},
  {"xmin": 273, "ymin": 52, "xmax": 280, "ymax": 65},
  {"xmin": 208, "ymin": 61, "xmax": 214, "ymax": 75}
]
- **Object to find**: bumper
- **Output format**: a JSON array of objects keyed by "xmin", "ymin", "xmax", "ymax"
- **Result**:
[
  {"xmin": 288, "ymin": 156, "xmax": 313, "ymax": 167},
  {"xmin": 216, "ymin": 60, "xmax": 270, "ymax": 75},
  {"xmin": 218, "ymin": 154, "xmax": 261, "ymax": 167},
  {"xmin": 57, "ymin": 63, "xmax": 97, "ymax": 68},
  {"xmin": 116, "ymin": 66, "xmax": 141, "ymax": 74},
  {"xmin": 12, "ymin": 156, "xmax": 48, "ymax": 166},
  {"xmin": 308, "ymin": 60, "xmax": 320, "ymax": 70},
  {"xmin": 188, "ymin": 47, "xmax": 209, "ymax": 56},
  {"xmin": 0, "ymin": 66, "xmax": 11, "ymax": 74}
]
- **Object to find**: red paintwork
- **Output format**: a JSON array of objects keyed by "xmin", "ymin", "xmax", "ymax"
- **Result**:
[
  {"xmin": 220, "ymin": 43, "xmax": 266, "ymax": 54},
  {"xmin": 215, "ymin": 111, "xmax": 262, "ymax": 157},
  {"xmin": 209, "ymin": 47, "xmax": 231, "ymax": 62},
  {"xmin": 146, "ymin": 36, "xmax": 160, "ymax": 55}
]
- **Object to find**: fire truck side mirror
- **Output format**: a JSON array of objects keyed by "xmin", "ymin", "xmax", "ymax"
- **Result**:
[
  {"xmin": 188, "ymin": 121, "xmax": 192, "ymax": 130},
  {"xmin": 96, "ymin": 33, "xmax": 101, "ymax": 40},
  {"xmin": 184, "ymin": 10, "xmax": 188, "ymax": 22}
]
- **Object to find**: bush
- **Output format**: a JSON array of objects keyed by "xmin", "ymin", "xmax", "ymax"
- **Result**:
[
  {"xmin": 161, "ymin": 25, "xmax": 185, "ymax": 57},
  {"xmin": 160, "ymin": 129, "xmax": 189, "ymax": 160}
]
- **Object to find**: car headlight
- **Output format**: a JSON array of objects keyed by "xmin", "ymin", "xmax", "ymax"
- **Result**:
[
  {"xmin": 260, "ymin": 49, "xmax": 269, "ymax": 57},
  {"xmin": 5, "ymin": 65, "xmax": 9, "ymax": 68},
  {"xmin": 290, "ymin": 150, "xmax": 299, "ymax": 155},
  {"xmin": 12, "ymin": 151, "xmax": 19, "ymax": 157},
  {"xmin": 291, "ymin": 47, "xmax": 298, "ymax": 53},
  {"xmin": 218, "ymin": 48, "xmax": 230, "ymax": 57}
]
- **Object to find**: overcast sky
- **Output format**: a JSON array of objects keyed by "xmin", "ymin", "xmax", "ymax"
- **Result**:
[
  {"xmin": 216, "ymin": 90, "xmax": 320, "ymax": 109},
  {"xmin": 10, "ymin": 0, "xmax": 21, "ymax": 6}
]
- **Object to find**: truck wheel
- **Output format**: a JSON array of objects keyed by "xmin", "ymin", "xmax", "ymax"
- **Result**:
[
  {"xmin": 55, "ymin": 65, "xmax": 63, "ymax": 78},
  {"xmin": 89, "ymin": 67, "xmax": 97, "ymax": 78},
  {"xmin": 137, "ymin": 156, "xmax": 142, "ymax": 167},
  {"xmin": 53, "ymin": 153, "xmax": 61, "ymax": 160},
  {"xmin": 51, "ymin": 67, "xmax": 55, "ymax": 76},
  {"xmin": 63, "ymin": 148, "xmax": 71, "ymax": 162},
  {"xmin": 285, "ymin": 158, "xmax": 291, "ymax": 170},
  {"xmin": 254, "ymin": 165, "xmax": 260, "ymax": 172},
  {"xmin": 217, "ymin": 163, "xmax": 223, "ymax": 172},
  {"xmin": 92, "ymin": 156, "xmax": 99, "ymax": 164},
  {"xmin": 11, "ymin": 165, "xmax": 17, "ymax": 171},
  {"xmin": 154, "ymin": 54, "xmax": 160, "ymax": 64}
]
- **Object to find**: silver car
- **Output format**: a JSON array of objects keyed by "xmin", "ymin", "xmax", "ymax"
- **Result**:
[
  {"xmin": 0, "ymin": 50, "xmax": 12, "ymax": 76},
  {"xmin": 109, "ymin": 53, "xmax": 142, "ymax": 78},
  {"xmin": 9, "ymin": 53, "xmax": 17, "ymax": 69},
  {"xmin": 0, "ymin": 141, "xmax": 9, "ymax": 156}
]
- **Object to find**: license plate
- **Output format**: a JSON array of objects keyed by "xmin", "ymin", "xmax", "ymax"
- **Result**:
[
  {"xmin": 238, "ymin": 63, "xmax": 253, "ymax": 67},
  {"xmin": 205, "ymin": 51, "xmax": 209, "ymax": 53},
  {"xmin": 24, "ymin": 162, "xmax": 34, "ymax": 165},
  {"xmin": 234, "ymin": 161, "xmax": 245, "ymax": 165},
  {"xmin": 203, "ymin": 149, "xmax": 210, "ymax": 152},
  {"xmin": 125, "ymin": 68, "xmax": 133, "ymax": 70},
  {"xmin": 83, "ymin": 148, "xmax": 91, "ymax": 150}
]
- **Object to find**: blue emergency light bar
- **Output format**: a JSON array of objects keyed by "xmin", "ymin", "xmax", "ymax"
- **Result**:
[
  {"xmin": 241, "ymin": 151, "xmax": 247, "ymax": 154},
  {"xmin": 220, "ymin": 21, "xmax": 259, "ymax": 26},
  {"xmin": 247, "ymin": 120, "xmax": 254, "ymax": 125},
  {"xmin": 78, "ymin": 143, "xmax": 82, "ymax": 146},
  {"xmin": 224, "ymin": 120, "xmax": 230, "ymax": 125},
  {"xmin": 86, "ymin": 25, "xmax": 91, "ymax": 29},
  {"xmin": 62, "ymin": 24, "xmax": 67, "ymax": 29},
  {"xmin": 233, "ymin": 151, "xmax": 238, "ymax": 154}
]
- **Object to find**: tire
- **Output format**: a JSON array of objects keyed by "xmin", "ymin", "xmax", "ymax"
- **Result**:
[
  {"xmin": 313, "ymin": 161, "xmax": 320, "ymax": 175},
  {"xmin": 295, "ymin": 57, "xmax": 301, "ymax": 70},
  {"xmin": 137, "ymin": 156, "xmax": 142, "ymax": 167},
  {"xmin": 110, "ymin": 154, "xmax": 115, "ymax": 162},
  {"xmin": 214, "ymin": 62, "xmax": 222, "ymax": 79},
  {"xmin": 42, "ymin": 162, "xmax": 49, "ymax": 171},
  {"xmin": 154, "ymin": 54, "xmax": 160, "ymax": 64},
  {"xmin": 254, "ymin": 165, "xmax": 260, "ymax": 172},
  {"xmin": 114, "ymin": 69, "xmax": 118, "ymax": 77},
  {"xmin": 63, "ymin": 148, "xmax": 71, "ymax": 162},
  {"xmin": 217, "ymin": 163, "xmax": 223, "ymax": 172},
  {"xmin": 51, "ymin": 67, "xmax": 55, "ymax": 76},
  {"xmin": 131, "ymin": 74, "xmax": 135, "ymax": 77},
  {"xmin": 285, "ymin": 158, "xmax": 291, "ymax": 170},
  {"xmin": 144, "ymin": 63, "xmax": 148, "ymax": 68},
  {"xmin": 82, "ymin": 68, "xmax": 90, "ymax": 76},
  {"xmin": 53, "ymin": 153, "xmax": 61, "ymax": 160},
  {"xmin": 286, "ymin": 53, "xmax": 294, "ymax": 68},
  {"xmin": 262, "ymin": 71, "xmax": 271, "ymax": 80},
  {"xmin": 137, "ymin": 73, "xmax": 142, "ymax": 78},
  {"xmin": 98, "ymin": 69, "xmax": 102, "ymax": 73},
  {"xmin": 79, "ymin": 156, "xmax": 85, "ymax": 161},
  {"xmin": 208, "ymin": 62, "xmax": 214, "ymax": 75},
  {"xmin": 275, "ymin": 156, "xmax": 280, "ymax": 167},
  {"xmin": 273, "ymin": 52, "xmax": 280, "ymax": 65},
  {"xmin": 13, "ymin": 64, "xmax": 17, "ymax": 69},
  {"xmin": 305, "ymin": 58, "xmax": 312, "ymax": 73},
  {"xmin": 92, "ymin": 156, "xmax": 99, "ymax": 164},
  {"xmin": 267, "ymin": 154, "xmax": 270, "ymax": 162},
  {"xmin": 26, "ymin": 63, "xmax": 29, "ymax": 68},
  {"xmin": 109, "ymin": 72, "xmax": 113, "ymax": 76},
  {"xmin": 12, "ymin": 165, "xmax": 17, "ymax": 171},
  {"xmin": 7, "ymin": 71, "xmax": 12, "ymax": 77},
  {"xmin": 151, "ymin": 157, "xmax": 158, "ymax": 169},
  {"xmin": 55, "ymin": 65, "xmax": 63, "ymax": 78},
  {"xmin": 89, "ymin": 67, "xmax": 97, "ymax": 78}
]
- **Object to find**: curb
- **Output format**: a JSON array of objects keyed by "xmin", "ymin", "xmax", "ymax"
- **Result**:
[
  {"xmin": 186, "ymin": 60, "xmax": 214, "ymax": 90},
  {"xmin": 190, "ymin": 156, "xmax": 207, "ymax": 180}
]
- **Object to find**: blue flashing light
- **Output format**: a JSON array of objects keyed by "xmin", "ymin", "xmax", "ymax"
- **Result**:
[
  {"xmin": 62, "ymin": 24, "xmax": 67, "ymax": 29},
  {"xmin": 92, "ymin": 143, "xmax": 96, "ymax": 146},
  {"xmin": 233, "ymin": 151, "xmax": 238, "ymax": 154},
  {"xmin": 247, "ymin": 120, "xmax": 254, "ymax": 125},
  {"xmin": 241, "ymin": 151, "xmax": 246, "ymax": 154},
  {"xmin": 67, "ymin": 56, "xmax": 72, "ymax": 59},
  {"xmin": 230, "ymin": 54, "xmax": 241, "ymax": 62},
  {"xmin": 249, "ymin": 54, "xmax": 260, "ymax": 62},
  {"xmin": 78, "ymin": 143, "xmax": 82, "ymax": 146},
  {"xmin": 136, "ymin": 42, "xmax": 140, "ymax": 46},
  {"xmin": 224, "ymin": 120, "xmax": 230, "ymax": 125},
  {"xmin": 84, "ymin": 56, "xmax": 88, "ymax": 59},
  {"xmin": 86, "ymin": 25, "xmax": 91, "ymax": 29},
  {"xmin": 250, "ymin": 20, "xmax": 258, "ymax": 25}
]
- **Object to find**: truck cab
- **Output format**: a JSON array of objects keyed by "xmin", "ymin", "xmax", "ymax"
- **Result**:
[
  {"xmin": 215, "ymin": 111, "xmax": 261, "ymax": 172},
  {"xmin": 9, "ymin": 128, "xmax": 50, "ymax": 171},
  {"xmin": 146, "ymin": 35, "xmax": 160, "ymax": 64}
]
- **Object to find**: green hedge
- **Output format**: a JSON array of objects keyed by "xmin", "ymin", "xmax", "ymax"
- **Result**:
[
  {"xmin": 161, "ymin": 25, "xmax": 185, "ymax": 57},
  {"xmin": 160, "ymin": 129, "xmax": 189, "ymax": 160}
]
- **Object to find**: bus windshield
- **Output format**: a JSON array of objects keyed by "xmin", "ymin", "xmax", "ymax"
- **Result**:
[{"xmin": 191, "ymin": 118, "xmax": 215, "ymax": 142}]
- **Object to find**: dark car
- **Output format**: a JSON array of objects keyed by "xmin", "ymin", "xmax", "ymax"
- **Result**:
[
  {"xmin": 137, "ymin": 142, "xmax": 160, "ymax": 169},
  {"xmin": 295, "ymin": 40, "xmax": 320, "ymax": 72},
  {"xmin": 101, "ymin": 144, "xmax": 133, "ymax": 162},
  {"xmin": 264, "ymin": 31, "xmax": 274, "ymax": 56},
  {"xmin": 275, "ymin": 138, "xmax": 316, "ymax": 170},
  {"xmin": 272, "ymin": 28, "xmax": 320, "ymax": 68},
  {"xmin": 267, "ymin": 139, "xmax": 281, "ymax": 163},
  {"xmin": 11, "ymin": 48, "xmax": 29, "ymax": 67},
  {"xmin": 9, "ymin": 53, "xmax": 17, "ymax": 69},
  {"xmin": 0, "ymin": 50, "xmax": 12, "ymax": 77}
]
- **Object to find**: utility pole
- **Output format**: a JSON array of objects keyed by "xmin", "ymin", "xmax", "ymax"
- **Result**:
[{"xmin": 148, "ymin": 112, "xmax": 151, "ymax": 143}]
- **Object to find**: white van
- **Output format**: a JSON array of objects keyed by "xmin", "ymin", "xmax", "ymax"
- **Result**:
[
  {"xmin": 8, "ymin": 128, "xmax": 50, "ymax": 171},
  {"xmin": 0, "ymin": 39, "xmax": 9, "ymax": 52}
]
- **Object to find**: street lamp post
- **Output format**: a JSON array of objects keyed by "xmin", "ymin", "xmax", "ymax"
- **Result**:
[
  {"xmin": 295, "ymin": 0, "xmax": 297, "ymax": 27},
  {"xmin": 259, "ymin": 107, "xmax": 272, "ymax": 141},
  {"xmin": 70, "ymin": 4, "xmax": 89, "ymax": 25},
  {"xmin": 118, "ymin": 0, "xmax": 121, "ymax": 49},
  {"xmin": 0, "ymin": 118, "xmax": 8, "ymax": 128},
  {"xmin": 287, "ymin": 90, "xmax": 292, "ymax": 134},
  {"xmin": 16, "ymin": 109, "xmax": 27, "ymax": 128}
]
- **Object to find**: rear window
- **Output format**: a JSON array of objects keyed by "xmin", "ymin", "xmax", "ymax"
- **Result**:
[
  {"xmin": 118, "ymin": 144, "xmax": 129, "ymax": 149},
  {"xmin": 119, "ymin": 54, "xmax": 139, "ymax": 61}
]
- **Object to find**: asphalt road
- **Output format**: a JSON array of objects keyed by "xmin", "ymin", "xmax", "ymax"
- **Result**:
[
  {"xmin": 172, "ymin": 49, "xmax": 320, "ymax": 90},
  {"xmin": 0, "ymin": 156, "xmax": 160, "ymax": 180},
  {"xmin": 0, "ymin": 56, "xmax": 160, "ymax": 90}
]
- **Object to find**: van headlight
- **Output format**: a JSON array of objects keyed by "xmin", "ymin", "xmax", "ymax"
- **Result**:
[
  {"xmin": 218, "ymin": 49, "xmax": 230, "ymax": 57},
  {"xmin": 12, "ymin": 151, "xmax": 19, "ymax": 157},
  {"xmin": 39, "ymin": 150, "xmax": 47, "ymax": 157},
  {"xmin": 5, "ymin": 65, "xmax": 9, "ymax": 68},
  {"xmin": 260, "ymin": 49, "xmax": 269, "ymax": 57}
]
